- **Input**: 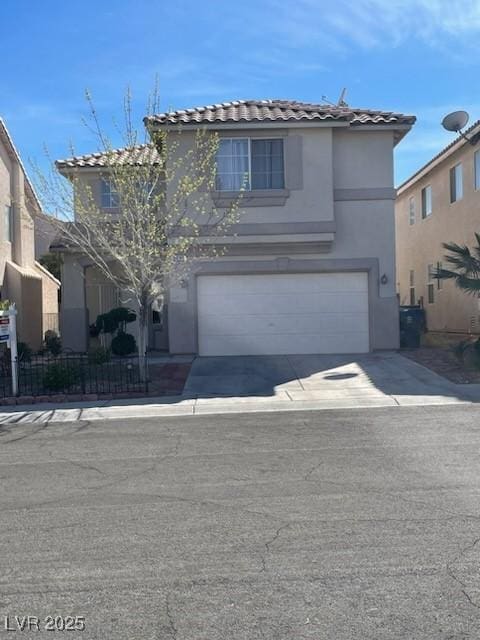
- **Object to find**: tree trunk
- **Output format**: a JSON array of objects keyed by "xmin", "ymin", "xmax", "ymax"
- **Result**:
[{"xmin": 137, "ymin": 304, "xmax": 148, "ymax": 383}]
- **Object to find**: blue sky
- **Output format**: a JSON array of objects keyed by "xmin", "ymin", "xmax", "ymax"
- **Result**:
[{"xmin": 2, "ymin": 0, "xmax": 480, "ymax": 186}]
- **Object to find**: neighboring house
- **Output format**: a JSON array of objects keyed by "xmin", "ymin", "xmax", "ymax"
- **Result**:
[
  {"xmin": 33, "ymin": 211, "xmax": 59, "ymax": 260},
  {"xmin": 0, "ymin": 118, "xmax": 60, "ymax": 349},
  {"xmin": 396, "ymin": 120, "xmax": 480, "ymax": 335},
  {"xmin": 56, "ymin": 99, "xmax": 415, "ymax": 356}
]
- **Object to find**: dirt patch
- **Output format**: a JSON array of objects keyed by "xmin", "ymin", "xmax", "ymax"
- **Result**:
[{"xmin": 402, "ymin": 346, "xmax": 480, "ymax": 384}]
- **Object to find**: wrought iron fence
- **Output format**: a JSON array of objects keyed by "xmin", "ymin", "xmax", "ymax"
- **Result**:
[{"xmin": 0, "ymin": 353, "xmax": 148, "ymax": 398}]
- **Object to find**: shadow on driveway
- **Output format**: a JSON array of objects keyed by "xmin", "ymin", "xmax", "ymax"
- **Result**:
[{"xmin": 184, "ymin": 351, "xmax": 480, "ymax": 404}]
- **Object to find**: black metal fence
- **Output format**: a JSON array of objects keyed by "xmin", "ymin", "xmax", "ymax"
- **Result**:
[{"xmin": 0, "ymin": 353, "xmax": 148, "ymax": 398}]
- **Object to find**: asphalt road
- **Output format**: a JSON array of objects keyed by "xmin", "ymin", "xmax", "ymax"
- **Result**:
[{"xmin": 0, "ymin": 406, "xmax": 479, "ymax": 639}]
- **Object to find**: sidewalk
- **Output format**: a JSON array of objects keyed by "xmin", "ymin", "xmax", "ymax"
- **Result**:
[{"xmin": 0, "ymin": 381, "xmax": 479, "ymax": 425}]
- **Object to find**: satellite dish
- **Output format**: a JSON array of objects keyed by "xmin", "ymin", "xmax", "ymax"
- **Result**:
[{"xmin": 442, "ymin": 110, "xmax": 469, "ymax": 132}]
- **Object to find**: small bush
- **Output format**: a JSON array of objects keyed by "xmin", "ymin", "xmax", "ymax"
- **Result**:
[
  {"xmin": 17, "ymin": 342, "xmax": 32, "ymax": 363},
  {"xmin": 43, "ymin": 362, "xmax": 80, "ymax": 391},
  {"xmin": 452, "ymin": 340, "xmax": 470, "ymax": 363},
  {"xmin": 44, "ymin": 330, "xmax": 62, "ymax": 356},
  {"xmin": 89, "ymin": 323, "xmax": 100, "ymax": 338},
  {"xmin": 111, "ymin": 332, "xmax": 136, "ymax": 356},
  {"xmin": 474, "ymin": 338, "xmax": 480, "ymax": 369},
  {"xmin": 88, "ymin": 346, "xmax": 111, "ymax": 365}
]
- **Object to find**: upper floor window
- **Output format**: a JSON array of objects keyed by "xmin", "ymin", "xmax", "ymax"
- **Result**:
[
  {"xmin": 421, "ymin": 185, "xmax": 432, "ymax": 218},
  {"xmin": 216, "ymin": 138, "xmax": 284, "ymax": 192},
  {"xmin": 3, "ymin": 205, "xmax": 12, "ymax": 243},
  {"xmin": 475, "ymin": 150, "xmax": 480, "ymax": 190},
  {"xmin": 101, "ymin": 179, "xmax": 120, "ymax": 208},
  {"xmin": 408, "ymin": 196, "xmax": 415, "ymax": 225},
  {"xmin": 450, "ymin": 163, "xmax": 463, "ymax": 203}
]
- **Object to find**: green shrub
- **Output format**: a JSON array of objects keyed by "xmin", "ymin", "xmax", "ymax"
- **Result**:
[
  {"xmin": 95, "ymin": 307, "xmax": 136, "ymax": 335},
  {"xmin": 43, "ymin": 362, "xmax": 80, "ymax": 391},
  {"xmin": 111, "ymin": 332, "xmax": 136, "ymax": 356},
  {"xmin": 88, "ymin": 346, "xmax": 111, "ymax": 364},
  {"xmin": 44, "ymin": 330, "xmax": 62, "ymax": 356},
  {"xmin": 474, "ymin": 338, "xmax": 480, "ymax": 369}
]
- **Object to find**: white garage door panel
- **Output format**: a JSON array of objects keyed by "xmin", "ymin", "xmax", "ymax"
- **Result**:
[
  {"xmin": 202, "ymin": 292, "xmax": 368, "ymax": 316},
  {"xmin": 201, "ymin": 312, "xmax": 365, "ymax": 336},
  {"xmin": 197, "ymin": 273, "xmax": 370, "ymax": 356}
]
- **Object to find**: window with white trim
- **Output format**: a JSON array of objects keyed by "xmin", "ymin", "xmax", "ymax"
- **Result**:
[
  {"xmin": 436, "ymin": 261, "xmax": 443, "ymax": 290},
  {"xmin": 450, "ymin": 163, "xmax": 463, "ymax": 203},
  {"xmin": 216, "ymin": 138, "xmax": 284, "ymax": 191},
  {"xmin": 421, "ymin": 185, "xmax": 432, "ymax": 218},
  {"xmin": 409, "ymin": 269, "xmax": 415, "ymax": 305},
  {"xmin": 101, "ymin": 178, "xmax": 120, "ymax": 208},
  {"xmin": 408, "ymin": 196, "xmax": 415, "ymax": 225},
  {"xmin": 475, "ymin": 150, "xmax": 480, "ymax": 190},
  {"xmin": 3, "ymin": 205, "xmax": 12, "ymax": 243},
  {"xmin": 427, "ymin": 263, "xmax": 435, "ymax": 304}
]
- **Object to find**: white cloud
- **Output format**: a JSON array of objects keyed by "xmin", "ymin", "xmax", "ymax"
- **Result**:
[{"xmin": 258, "ymin": 0, "xmax": 480, "ymax": 53}]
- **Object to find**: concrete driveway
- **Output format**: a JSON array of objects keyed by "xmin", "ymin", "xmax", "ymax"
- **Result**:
[{"xmin": 184, "ymin": 351, "xmax": 462, "ymax": 403}]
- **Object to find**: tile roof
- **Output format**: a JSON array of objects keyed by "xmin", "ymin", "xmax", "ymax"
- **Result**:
[
  {"xmin": 145, "ymin": 99, "xmax": 416, "ymax": 128},
  {"xmin": 56, "ymin": 143, "xmax": 161, "ymax": 169}
]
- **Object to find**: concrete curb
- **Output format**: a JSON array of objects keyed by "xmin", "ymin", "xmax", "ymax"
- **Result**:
[{"xmin": 0, "ymin": 391, "xmax": 476, "ymax": 425}]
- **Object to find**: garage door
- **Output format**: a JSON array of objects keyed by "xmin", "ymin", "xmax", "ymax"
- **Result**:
[{"xmin": 197, "ymin": 273, "xmax": 369, "ymax": 356}]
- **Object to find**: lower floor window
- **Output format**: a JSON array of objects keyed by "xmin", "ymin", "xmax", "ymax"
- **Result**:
[
  {"xmin": 427, "ymin": 283, "xmax": 435, "ymax": 304},
  {"xmin": 409, "ymin": 287, "xmax": 415, "ymax": 305}
]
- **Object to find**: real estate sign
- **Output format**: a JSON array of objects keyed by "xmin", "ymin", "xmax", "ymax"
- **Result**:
[{"xmin": 0, "ymin": 317, "xmax": 11, "ymax": 343}]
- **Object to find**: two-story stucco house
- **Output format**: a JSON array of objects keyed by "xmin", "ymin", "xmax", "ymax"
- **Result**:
[
  {"xmin": 0, "ymin": 118, "xmax": 60, "ymax": 349},
  {"xmin": 396, "ymin": 120, "xmax": 480, "ymax": 335},
  {"xmin": 56, "ymin": 99, "xmax": 415, "ymax": 356}
]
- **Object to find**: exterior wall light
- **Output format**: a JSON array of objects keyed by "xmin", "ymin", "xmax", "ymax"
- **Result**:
[{"xmin": 380, "ymin": 274, "xmax": 388, "ymax": 285}]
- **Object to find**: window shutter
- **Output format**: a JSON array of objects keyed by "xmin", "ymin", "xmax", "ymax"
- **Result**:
[{"xmin": 284, "ymin": 135, "xmax": 303, "ymax": 190}]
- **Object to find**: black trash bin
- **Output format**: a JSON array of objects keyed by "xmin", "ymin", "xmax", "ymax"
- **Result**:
[{"xmin": 399, "ymin": 306, "xmax": 426, "ymax": 348}]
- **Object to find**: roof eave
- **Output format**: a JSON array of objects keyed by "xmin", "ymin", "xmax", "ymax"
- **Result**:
[
  {"xmin": 0, "ymin": 118, "xmax": 43, "ymax": 213},
  {"xmin": 397, "ymin": 120, "xmax": 480, "ymax": 194}
]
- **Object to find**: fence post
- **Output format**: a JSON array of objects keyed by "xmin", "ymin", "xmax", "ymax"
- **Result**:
[{"xmin": 0, "ymin": 304, "xmax": 18, "ymax": 396}]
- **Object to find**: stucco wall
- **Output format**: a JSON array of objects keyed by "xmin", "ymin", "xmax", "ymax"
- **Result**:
[
  {"xmin": 4, "ymin": 263, "xmax": 43, "ymax": 348},
  {"xmin": 0, "ymin": 138, "xmax": 13, "ymax": 287},
  {"xmin": 60, "ymin": 254, "xmax": 88, "ymax": 352},
  {"xmin": 34, "ymin": 214, "xmax": 58, "ymax": 259},
  {"xmin": 396, "ymin": 141, "xmax": 480, "ymax": 334},
  {"xmin": 167, "ymin": 127, "xmax": 399, "ymax": 354}
]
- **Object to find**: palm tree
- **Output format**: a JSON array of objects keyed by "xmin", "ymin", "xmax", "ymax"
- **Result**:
[{"xmin": 435, "ymin": 233, "xmax": 480, "ymax": 294}]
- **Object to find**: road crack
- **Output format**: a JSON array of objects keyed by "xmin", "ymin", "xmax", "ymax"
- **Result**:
[
  {"xmin": 165, "ymin": 593, "xmax": 178, "ymax": 639},
  {"xmin": 446, "ymin": 536, "xmax": 480, "ymax": 609},
  {"xmin": 260, "ymin": 522, "xmax": 292, "ymax": 572}
]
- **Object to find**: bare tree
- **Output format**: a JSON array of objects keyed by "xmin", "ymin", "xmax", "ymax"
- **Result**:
[{"xmin": 33, "ymin": 89, "xmax": 242, "ymax": 379}]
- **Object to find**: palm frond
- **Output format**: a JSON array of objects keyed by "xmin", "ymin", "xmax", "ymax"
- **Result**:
[
  {"xmin": 439, "ymin": 235, "xmax": 480, "ymax": 294},
  {"xmin": 453, "ymin": 274, "xmax": 480, "ymax": 294}
]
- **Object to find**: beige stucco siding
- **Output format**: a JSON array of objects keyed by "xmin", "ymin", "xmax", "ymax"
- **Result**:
[
  {"xmin": 333, "ymin": 130, "xmax": 394, "ymax": 190},
  {"xmin": 396, "ymin": 139, "xmax": 480, "ymax": 334}
]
